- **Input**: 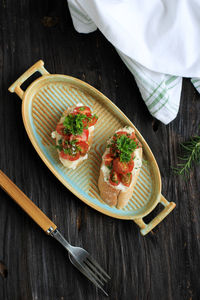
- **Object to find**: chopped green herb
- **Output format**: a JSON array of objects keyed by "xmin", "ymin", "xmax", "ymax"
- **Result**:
[
  {"xmin": 69, "ymin": 139, "xmax": 78, "ymax": 145},
  {"xmin": 63, "ymin": 148, "xmax": 72, "ymax": 155},
  {"xmin": 116, "ymin": 135, "xmax": 137, "ymax": 162},
  {"xmin": 107, "ymin": 165, "xmax": 113, "ymax": 170},
  {"xmin": 58, "ymin": 139, "xmax": 62, "ymax": 145},
  {"xmin": 63, "ymin": 113, "xmax": 86, "ymax": 135},
  {"xmin": 79, "ymin": 106, "xmax": 85, "ymax": 111},
  {"xmin": 56, "ymin": 145, "xmax": 63, "ymax": 151}
]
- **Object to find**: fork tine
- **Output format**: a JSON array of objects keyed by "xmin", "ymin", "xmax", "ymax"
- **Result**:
[
  {"xmin": 83, "ymin": 262, "xmax": 105, "ymax": 286},
  {"xmin": 85, "ymin": 259, "xmax": 108, "ymax": 282},
  {"xmin": 79, "ymin": 264, "xmax": 109, "ymax": 297},
  {"xmin": 87, "ymin": 276, "xmax": 109, "ymax": 297},
  {"xmin": 87, "ymin": 256, "xmax": 111, "ymax": 279},
  {"xmin": 69, "ymin": 254, "xmax": 109, "ymax": 297}
]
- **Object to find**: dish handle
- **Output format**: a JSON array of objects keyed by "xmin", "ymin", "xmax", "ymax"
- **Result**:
[
  {"xmin": 8, "ymin": 60, "xmax": 49, "ymax": 99},
  {"xmin": 134, "ymin": 195, "xmax": 176, "ymax": 236}
]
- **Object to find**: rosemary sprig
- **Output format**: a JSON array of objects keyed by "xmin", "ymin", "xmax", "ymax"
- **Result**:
[{"xmin": 173, "ymin": 135, "xmax": 200, "ymax": 177}]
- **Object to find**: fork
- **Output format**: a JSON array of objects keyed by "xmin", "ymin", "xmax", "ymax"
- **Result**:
[{"xmin": 0, "ymin": 170, "xmax": 110, "ymax": 296}]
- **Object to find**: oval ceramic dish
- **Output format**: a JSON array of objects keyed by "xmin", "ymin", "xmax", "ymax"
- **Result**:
[{"xmin": 8, "ymin": 60, "xmax": 176, "ymax": 235}]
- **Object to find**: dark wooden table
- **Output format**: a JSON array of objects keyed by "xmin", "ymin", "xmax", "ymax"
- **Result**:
[{"xmin": 1, "ymin": 1, "xmax": 200, "ymax": 299}]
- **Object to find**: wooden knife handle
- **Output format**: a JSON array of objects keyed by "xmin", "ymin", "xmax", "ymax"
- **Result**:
[{"xmin": 0, "ymin": 170, "xmax": 57, "ymax": 234}]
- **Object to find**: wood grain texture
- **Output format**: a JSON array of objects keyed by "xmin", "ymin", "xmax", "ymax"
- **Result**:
[{"xmin": 0, "ymin": 0, "xmax": 200, "ymax": 299}]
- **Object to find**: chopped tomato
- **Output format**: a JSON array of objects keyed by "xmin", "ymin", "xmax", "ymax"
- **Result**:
[
  {"xmin": 62, "ymin": 135, "xmax": 71, "ymax": 146},
  {"xmin": 121, "ymin": 173, "xmax": 132, "ymax": 187},
  {"xmin": 109, "ymin": 145, "xmax": 118, "ymax": 157},
  {"xmin": 69, "ymin": 129, "xmax": 89, "ymax": 142},
  {"xmin": 113, "ymin": 158, "xmax": 129, "ymax": 174},
  {"xmin": 113, "ymin": 131, "xmax": 137, "ymax": 141},
  {"xmin": 116, "ymin": 131, "xmax": 128, "ymax": 136},
  {"xmin": 129, "ymin": 132, "xmax": 137, "ymax": 140},
  {"xmin": 104, "ymin": 154, "xmax": 113, "ymax": 167},
  {"xmin": 113, "ymin": 131, "xmax": 127, "ymax": 140},
  {"xmin": 82, "ymin": 117, "xmax": 89, "ymax": 128},
  {"xmin": 128, "ymin": 159, "xmax": 134, "ymax": 172},
  {"xmin": 136, "ymin": 141, "xmax": 142, "ymax": 149},
  {"xmin": 56, "ymin": 123, "xmax": 65, "ymax": 135},
  {"xmin": 73, "ymin": 106, "xmax": 91, "ymax": 116},
  {"xmin": 88, "ymin": 115, "xmax": 98, "ymax": 127},
  {"xmin": 109, "ymin": 170, "xmax": 120, "ymax": 186},
  {"xmin": 77, "ymin": 141, "xmax": 89, "ymax": 156},
  {"xmin": 60, "ymin": 150, "xmax": 80, "ymax": 161},
  {"xmin": 113, "ymin": 157, "xmax": 134, "ymax": 174}
]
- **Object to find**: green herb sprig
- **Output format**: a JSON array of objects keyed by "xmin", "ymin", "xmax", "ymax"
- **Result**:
[
  {"xmin": 63, "ymin": 114, "xmax": 86, "ymax": 135},
  {"xmin": 117, "ymin": 135, "xmax": 137, "ymax": 162},
  {"xmin": 107, "ymin": 134, "xmax": 137, "ymax": 162},
  {"xmin": 174, "ymin": 136, "xmax": 200, "ymax": 177}
]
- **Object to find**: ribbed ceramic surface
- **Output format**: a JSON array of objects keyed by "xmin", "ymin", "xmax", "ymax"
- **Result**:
[{"xmin": 30, "ymin": 79, "xmax": 153, "ymax": 218}]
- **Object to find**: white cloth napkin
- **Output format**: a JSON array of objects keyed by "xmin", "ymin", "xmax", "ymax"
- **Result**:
[{"xmin": 67, "ymin": 0, "xmax": 200, "ymax": 124}]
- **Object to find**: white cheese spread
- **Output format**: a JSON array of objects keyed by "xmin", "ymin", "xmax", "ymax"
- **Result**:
[{"xmin": 51, "ymin": 103, "xmax": 94, "ymax": 169}]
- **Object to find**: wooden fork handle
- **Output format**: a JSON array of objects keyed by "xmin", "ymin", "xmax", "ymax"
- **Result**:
[{"xmin": 0, "ymin": 170, "xmax": 57, "ymax": 234}]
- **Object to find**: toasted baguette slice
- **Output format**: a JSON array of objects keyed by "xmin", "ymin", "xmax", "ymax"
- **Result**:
[
  {"xmin": 98, "ymin": 128, "xmax": 142, "ymax": 209},
  {"xmin": 52, "ymin": 105, "xmax": 94, "ymax": 169}
]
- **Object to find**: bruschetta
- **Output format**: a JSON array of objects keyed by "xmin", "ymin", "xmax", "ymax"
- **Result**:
[
  {"xmin": 52, "ymin": 103, "xmax": 98, "ymax": 169},
  {"xmin": 98, "ymin": 126, "xmax": 142, "ymax": 209}
]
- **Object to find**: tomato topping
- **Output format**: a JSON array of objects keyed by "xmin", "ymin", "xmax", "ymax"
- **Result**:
[
  {"xmin": 116, "ymin": 131, "xmax": 128, "ymax": 136},
  {"xmin": 113, "ymin": 157, "xmax": 134, "ymax": 174},
  {"xmin": 77, "ymin": 141, "xmax": 89, "ymax": 156},
  {"xmin": 104, "ymin": 154, "xmax": 114, "ymax": 167},
  {"xmin": 82, "ymin": 117, "xmax": 89, "ymax": 128},
  {"xmin": 60, "ymin": 150, "xmax": 80, "ymax": 161},
  {"xmin": 128, "ymin": 159, "xmax": 134, "ymax": 172},
  {"xmin": 120, "ymin": 173, "xmax": 132, "ymax": 187},
  {"xmin": 56, "ymin": 123, "xmax": 65, "ymax": 135},
  {"xmin": 73, "ymin": 106, "xmax": 91, "ymax": 116},
  {"xmin": 69, "ymin": 129, "xmax": 89, "ymax": 142},
  {"xmin": 109, "ymin": 170, "xmax": 121, "ymax": 186},
  {"xmin": 113, "ymin": 158, "xmax": 129, "ymax": 174},
  {"xmin": 112, "ymin": 131, "xmax": 128, "ymax": 140},
  {"xmin": 109, "ymin": 145, "xmax": 118, "ymax": 156},
  {"xmin": 129, "ymin": 132, "xmax": 137, "ymax": 140},
  {"xmin": 62, "ymin": 135, "xmax": 71, "ymax": 146},
  {"xmin": 113, "ymin": 131, "xmax": 138, "ymax": 141},
  {"xmin": 88, "ymin": 115, "xmax": 98, "ymax": 127}
]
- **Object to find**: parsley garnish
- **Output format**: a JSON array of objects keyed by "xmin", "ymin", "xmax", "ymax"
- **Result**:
[
  {"xmin": 107, "ymin": 164, "xmax": 113, "ymax": 170},
  {"xmin": 63, "ymin": 113, "xmax": 86, "ymax": 135},
  {"xmin": 116, "ymin": 135, "xmax": 137, "ymax": 162},
  {"xmin": 56, "ymin": 145, "xmax": 63, "ymax": 151},
  {"xmin": 63, "ymin": 148, "xmax": 72, "ymax": 155},
  {"xmin": 79, "ymin": 106, "xmax": 85, "ymax": 111}
]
